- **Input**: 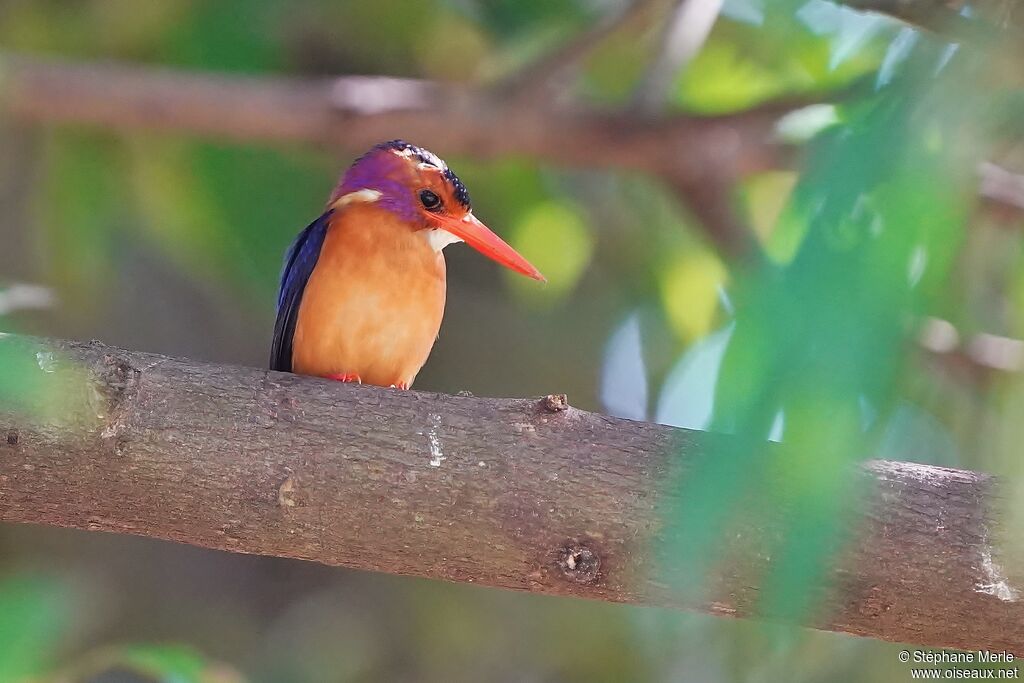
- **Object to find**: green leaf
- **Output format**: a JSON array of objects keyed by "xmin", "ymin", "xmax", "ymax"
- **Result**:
[
  {"xmin": 0, "ymin": 575, "xmax": 67, "ymax": 682},
  {"xmin": 0, "ymin": 336, "xmax": 95, "ymax": 426},
  {"xmin": 658, "ymin": 35, "xmax": 977, "ymax": 622}
]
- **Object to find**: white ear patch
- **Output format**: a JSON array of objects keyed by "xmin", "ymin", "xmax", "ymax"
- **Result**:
[
  {"xmin": 332, "ymin": 189, "xmax": 382, "ymax": 209},
  {"xmin": 423, "ymin": 228, "xmax": 463, "ymax": 252}
]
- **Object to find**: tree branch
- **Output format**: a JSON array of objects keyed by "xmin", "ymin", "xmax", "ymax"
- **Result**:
[
  {"xmin": 980, "ymin": 161, "xmax": 1024, "ymax": 213},
  {"xmin": 0, "ymin": 53, "xmax": 783, "ymax": 262},
  {"xmin": 0, "ymin": 336, "xmax": 1021, "ymax": 653},
  {"xmin": 2, "ymin": 50, "xmax": 1018, "ymax": 264},
  {"xmin": 0, "ymin": 53, "xmax": 782, "ymax": 179}
]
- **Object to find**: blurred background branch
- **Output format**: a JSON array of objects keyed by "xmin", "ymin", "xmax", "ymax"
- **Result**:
[
  {"xmin": 3, "ymin": 39, "xmax": 1019, "ymax": 269},
  {"xmin": 0, "ymin": 52, "xmax": 783, "ymax": 261}
]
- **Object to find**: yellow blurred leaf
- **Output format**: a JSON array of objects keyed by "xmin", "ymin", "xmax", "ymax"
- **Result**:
[
  {"xmin": 508, "ymin": 201, "xmax": 593, "ymax": 306},
  {"xmin": 659, "ymin": 250, "xmax": 727, "ymax": 342},
  {"xmin": 676, "ymin": 41, "xmax": 795, "ymax": 113}
]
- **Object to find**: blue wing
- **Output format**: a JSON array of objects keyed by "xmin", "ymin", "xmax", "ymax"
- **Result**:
[{"xmin": 270, "ymin": 209, "xmax": 334, "ymax": 372}]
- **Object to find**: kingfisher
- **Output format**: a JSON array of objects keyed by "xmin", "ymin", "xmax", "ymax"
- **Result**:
[{"xmin": 270, "ymin": 140, "xmax": 545, "ymax": 389}]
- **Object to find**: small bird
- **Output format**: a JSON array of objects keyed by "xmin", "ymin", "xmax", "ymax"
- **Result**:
[{"xmin": 271, "ymin": 140, "xmax": 544, "ymax": 389}]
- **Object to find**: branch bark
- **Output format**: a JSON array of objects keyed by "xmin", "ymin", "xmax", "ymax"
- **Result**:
[{"xmin": 0, "ymin": 336, "xmax": 1021, "ymax": 653}]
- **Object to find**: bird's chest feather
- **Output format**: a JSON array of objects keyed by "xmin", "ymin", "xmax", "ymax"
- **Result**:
[{"xmin": 291, "ymin": 209, "xmax": 446, "ymax": 386}]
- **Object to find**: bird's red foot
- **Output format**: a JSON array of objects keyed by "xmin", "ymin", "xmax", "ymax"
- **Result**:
[
  {"xmin": 325, "ymin": 372, "xmax": 362, "ymax": 384},
  {"xmin": 389, "ymin": 382, "xmax": 410, "ymax": 390}
]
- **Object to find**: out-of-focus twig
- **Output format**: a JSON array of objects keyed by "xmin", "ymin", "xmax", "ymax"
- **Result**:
[
  {"xmin": 629, "ymin": 0, "xmax": 759, "ymax": 260},
  {"xmin": 979, "ymin": 162, "xmax": 1024, "ymax": 212},
  {"xmin": 499, "ymin": 0, "xmax": 664, "ymax": 104},
  {"xmin": 0, "ymin": 53, "xmax": 787, "ymax": 262},
  {"xmin": 919, "ymin": 317, "xmax": 1024, "ymax": 386},
  {"xmin": 632, "ymin": 0, "xmax": 725, "ymax": 115}
]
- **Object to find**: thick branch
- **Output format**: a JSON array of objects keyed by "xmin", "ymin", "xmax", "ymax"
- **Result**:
[{"xmin": 0, "ymin": 336, "xmax": 1021, "ymax": 652}]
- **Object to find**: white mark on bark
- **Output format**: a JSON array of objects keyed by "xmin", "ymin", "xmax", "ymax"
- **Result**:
[
  {"xmin": 277, "ymin": 477, "xmax": 299, "ymax": 508},
  {"xmin": 976, "ymin": 531, "xmax": 1020, "ymax": 602},
  {"xmin": 427, "ymin": 413, "xmax": 445, "ymax": 468}
]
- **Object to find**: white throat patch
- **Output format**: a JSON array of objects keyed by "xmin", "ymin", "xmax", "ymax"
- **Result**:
[{"xmin": 423, "ymin": 228, "xmax": 463, "ymax": 252}]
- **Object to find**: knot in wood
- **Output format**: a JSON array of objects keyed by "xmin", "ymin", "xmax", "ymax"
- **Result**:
[
  {"xmin": 277, "ymin": 476, "xmax": 305, "ymax": 509},
  {"xmin": 557, "ymin": 540, "xmax": 600, "ymax": 584},
  {"xmin": 96, "ymin": 355, "xmax": 141, "ymax": 417},
  {"xmin": 101, "ymin": 354, "xmax": 137, "ymax": 395},
  {"xmin": 541, "ymin": 394, "xmax": 568, "ymax": 413},
  {"xmin": 5, "ymin": 431, "xmax": 18, "ymax": 446}
]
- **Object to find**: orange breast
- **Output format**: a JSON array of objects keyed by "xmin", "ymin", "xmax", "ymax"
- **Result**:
[{"xmin": 291, "ymin": 204, "xmax": 446, "ymax": 387}]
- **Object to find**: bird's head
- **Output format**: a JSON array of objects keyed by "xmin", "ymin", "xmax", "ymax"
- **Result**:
[{"xmin": 330, "ymin": 140, "xmax": 545, "ymax": 281}]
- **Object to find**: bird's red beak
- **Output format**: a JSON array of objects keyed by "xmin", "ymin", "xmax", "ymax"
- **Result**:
[{"xmin": 434, "ymin": 212, "xmax": 546, "ymax": 282}]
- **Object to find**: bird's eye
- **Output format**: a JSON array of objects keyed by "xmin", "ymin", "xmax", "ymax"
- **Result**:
[{"xmin": 419, "ymin": 189, "xmax": 442, "ymax": 211}]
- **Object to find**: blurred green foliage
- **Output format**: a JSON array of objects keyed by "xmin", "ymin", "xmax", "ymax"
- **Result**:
[
  {"xmin": 0, "ymin": 573, "xmax": 242, "ymax": 682},
  {"xmin": 49, "ymin": 644, "xmax": 246, "ymax": 683},
  {"xmin": 1, "ymin": 0, "xmax": 1023, "ymax": 681},
  {"xmin": 0, "ymin": 575, "xmax": 65, "ymax": 681},
  {"xmin": 0, "ymin": 335, "xmax": 95, "ymax": 424},
  {"xmin": 658, "ymin": 10, "xmax": 1005, "ymax": 628}
]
